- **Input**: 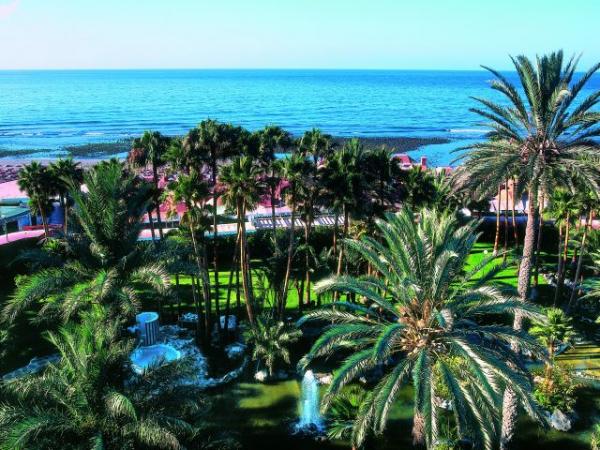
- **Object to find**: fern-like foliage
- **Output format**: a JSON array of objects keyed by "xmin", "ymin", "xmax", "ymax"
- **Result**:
[{"xmin": 299, "ymin": 208, "xmax": 546, "ymax": 449}]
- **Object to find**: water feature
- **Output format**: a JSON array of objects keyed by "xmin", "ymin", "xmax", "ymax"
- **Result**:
[
  {"xmin": 130, "ymin": 344, "xmax": 181, "ymax": 374},
  {"xmin": 296, "ymin": 370, "xmax": 323, "ymax": 433},
  {"xmin": 136, "ymin": 311, "xmax": 160, "ymax": 346}
]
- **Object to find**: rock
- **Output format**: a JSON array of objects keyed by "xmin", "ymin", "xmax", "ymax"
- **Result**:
[
  {"xmin": 254, "ymin": 370, "xmax": 268, "ymax": 382},
  {"xmin": 314, "ymin": 372, "xmax": 333, "ymax": 385},
  {"xmin": 225, "ymin": 343, "xmax": 246, "ymax": 360},
  {"xmin": 550, "ymin": 409, "xmax": 572, "ymax": 432},
  {"xmin": 220, "ymin": 315, "xmax": 237, "ymax": 331}
]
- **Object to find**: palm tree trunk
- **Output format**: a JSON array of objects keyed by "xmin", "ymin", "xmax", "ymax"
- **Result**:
[
  {"xmin": 533, "ymin": 196, "xmax": 544, "ymax": 287},
  {"xmin": 189, "ymin": 225, "xmax": 210, "ymax": 344},
  {"xmin": 556, "ymin": 212, "xmax": 571, "ymax": 297},
  {"xmin": 332, "ymin": 210, "xmax": 339, "ymax": 255},
  {"xmin": 271, "ymin": 183, "xmax": 277, "ymax": 236},
  {"xmin": 60, "ymin": 194, "xmax": 67, "ymax": 234},
  {"xmin": 224, "ymin": 229, "xmax": 241, "ymax": 338},
  {"xmin": 239, "ymin": 201, "xmax": 255, "ymax": 326},
  {"xmin": 503, "ymin": 179, "xmax": 509, "ymax": 261},
  {"xmin": 212, "ymin": 160, "xmax": 221, "ymax": 330},
  {"xmin": 567, "ymin": 211, "xmax": 592, "ymax": 312},
  {"xmin": 511, "ymin": 178, "xmax": 519, "ymax": 251},
  {"xmin": 554, "ymin": 223, "xmax": 564, "ymax": 306},
  {"xmin": 38, "ymin": 200, "xmax": 49, "ymax": 238},
  {"xmin": 148, "ymin": 209, "xmax": 156, "ymax": 242},
  {"xmin": 304, "ymin": 220, "xmax": 311, "ymax": 307},
  {"xmin": 280, "ymin": 202, "xmax": 296, "ymax": 318},
  {"xmin": 336, "ymin": 206, "xmax": 349, "ymax": 277},
  {"xmin": 500, "ymin": 388, "xmax": 518, "ymax": 450},
  {"xmin": 517, "ymin": 188, "xmax": 537, "ymax": 304},
  {"xmin": 493, "ymin": 185, "xmax": 501, "ymax": 255},
  {"xmin": 152, "ymin": 163, "xmax": 164, "ymax": 239},
  {"xmin": 502, "ymin": 187, "xmax": 538, "ymax": 449},
  {"xmin": 175, "ymin": 273, "xmax": 182, "ymax": 318}
]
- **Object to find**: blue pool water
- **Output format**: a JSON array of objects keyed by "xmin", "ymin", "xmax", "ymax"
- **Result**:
[
  {"xmin": 130, "ymin": 344, "xmax": 181, "ymax": 374},
  {"xmin": 0, "ymin": 70, "xmax": 598, "ymax": 165}
]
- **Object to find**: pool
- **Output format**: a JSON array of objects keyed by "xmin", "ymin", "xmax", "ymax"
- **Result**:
[{"xmin": 130, "ymin": 344, "xmax": 181, "ymax": 374}]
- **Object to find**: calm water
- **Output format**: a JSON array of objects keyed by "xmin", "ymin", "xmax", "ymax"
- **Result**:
[{"xmin": 0, "ymin": 70, "xmax": 598, "ymax": 165}]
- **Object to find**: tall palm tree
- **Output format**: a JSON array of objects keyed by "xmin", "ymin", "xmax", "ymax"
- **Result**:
[
  {"xmin": 4, "ymin": 161, "xmax": 170, "ymax": 325},
  {"xmin": 454, "ymin": 52, "xmax": 600, "ymax": 447},
  {"xmin": 220, "ymin": 156, "xmax": 264, "ymax": 326},
  {"xmin": 48, "ymin": 158, "xmax": 83, "ymax": 234},
  {"xmin": 255, "ymin": 125, "xmax": 292, "ymax": 234},
  {"xmin": 130, "ymin": 131, "xmax": 169, "ymax": 239},
  {"xmin": 165, "ymin": 172, "xmax": 212, "ymax": 342},
  {"xmin": 320, "ymin": 139, "xmax": 367, "ymax": 277},
  {"xmin": 279, "ymin": 153, "xmax": 310, "ymax": 317},
  {"xmin": 548, "ymin": 188, "xmax": 578, "ymax": 303},
  {"xmin": 183, "ymin": 120, "xmax": 244, "ymax": 327},
  {"xmin": 0, "ymin": 310, "xmax": 203, "ymax": 450},
  {"xmin": 17, "ymin": 162, "xmax": 54, "ymax": 238},
  {"xmin": 456, "ymin": 51, "xmax": 600, "ymax": 307},
  {"xmin": 363, "ymin": 146, "xmax": 395, "ymax": 217},
  {"xmin": 299, "ymin": 208, "xmax": 545, "ymax": 450},
  {"xmin": 295, "ymin": 129, "xmax": 333, "ymax": 305}
]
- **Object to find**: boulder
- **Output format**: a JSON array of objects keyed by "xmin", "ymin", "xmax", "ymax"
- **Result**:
[
  {"xmin": 254, "ymin": 370, "xmax": 268, "ymax": 382},
  {"xmin": 550, "ymin": 409, "xmax": 572, "ymax": 432}
]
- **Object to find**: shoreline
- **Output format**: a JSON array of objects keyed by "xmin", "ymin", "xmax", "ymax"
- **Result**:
[{"xmin": 0, "ymin": 136, "xmax": 450, "ymax": 162}]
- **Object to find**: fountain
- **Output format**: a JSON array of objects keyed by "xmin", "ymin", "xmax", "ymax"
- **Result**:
[
  {"xmin": 129, "ymin": 311, "xmax": 181, "ymax": 374},
  {"xmin": 296, "ymin": 370, "xmax": 323, "ymax": 433}
]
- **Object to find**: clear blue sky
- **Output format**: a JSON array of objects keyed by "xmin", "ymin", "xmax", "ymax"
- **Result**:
[{"xmin": 0, "ymin": 0, "xmax": 598, "ymax": 70}]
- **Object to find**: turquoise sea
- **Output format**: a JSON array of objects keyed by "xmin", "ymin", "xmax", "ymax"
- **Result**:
[{"xmin": 0, "ymin": 70, "xmax": 598, "ymax": 165}]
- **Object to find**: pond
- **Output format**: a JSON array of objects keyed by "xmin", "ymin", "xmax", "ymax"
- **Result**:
[{"xmin": 207, "ymin": 379, "xmax": 600, "ymax": 450}]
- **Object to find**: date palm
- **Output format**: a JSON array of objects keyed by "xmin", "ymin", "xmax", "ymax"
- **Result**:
[
  {"xmin": 454, "ymin": 52, "xmax": 600, "ymax": 447},
  {"xmin": 4, "ymin": 161, "xmax": 170, "ymax": 325},
  {"xmin": 299, "ymin": 208, "xmax": 545, "ymax": 450},
  {"xmin": 455, "ymin": 50, "xmax": 600, "ymax": 307},
  {"xmin": 17, "ymin": 161, "xmax": 54, "ymax": 238},
  {"xmin": 220, "ymin": 156, "xmax": 264, "ymax": 326},
  {"xmin": 0, "ymin": 310, "xmax": 203, "ymax": 450},
  {"xmin": 130, "ymin": 131, "xmax": 169, "ymax": 239}
]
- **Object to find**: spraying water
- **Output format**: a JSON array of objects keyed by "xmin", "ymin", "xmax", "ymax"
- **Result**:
[{"xmin": 297, "ymin": 370, "xmax": 323, "ymax": 431}]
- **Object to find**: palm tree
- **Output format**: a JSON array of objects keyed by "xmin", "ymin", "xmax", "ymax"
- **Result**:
[
  {"xmin": 326, "ymin": 385, "xmax": 368, "ymax": 449},
  {"xmin": 48, "ymin": 158, "xmax": 83, "ymax": 234},
  {"xmin": 279, "ymin": 153, "xmax": 311, "ymax": 316},
  {"xmin": 4, "ymin": 161, "xmax": 170, "ymax": 325},
  {"xmin": 130, "ymin": 131, "xmax": 169, "ymax": 239},
  {"xmin": 245, "ymin": 314, "xmax": 301, "ymax": 378},
  {"xmin": 255, "ymin": 125, "xmax": 292, "ymax": 234},
  {"xmin": 299, "ymin": 208, "xmax": 545, "ymax": 450},
  {"xmin": 530, "ymin": 307, "xmax": 575, "ymax": 377},
  {"xmin": 455, "ymin": 50, "xmax": 600, "ymax": 307},
  {"xmin": 17, "ymin": 162, "xmax": 54, "ymax": 238},
  {"xmin": 0, "ymin": 310, "xmax": 203, "ymax": 450},
  {"xmin": 183, "ymin": 120, "xmax": 244, "ymax": 329},
  {"xmin": 296, "ymin": 129, "xmax": 333, "ymax": 306},
  {"xmin": 548, "ymin": 188, "xmax": 578, "ymax": 303},
  {"xmin": 220, "ymin": 156, "xmax": 264, "ymax": 326},
  {"xmin": 320, "ymin": 139, "xmax": 367, "ymax": 277},
  {"xmin": 454, "ymin": 52, "xmax": 600, "ymax": 447},
  {"xmin": 165, "ymin": 172, "xmax": 212, "ymax": 342},
  {"xmin": 363, "ymin": 146, "xmax": 395, "ymax": 217}
]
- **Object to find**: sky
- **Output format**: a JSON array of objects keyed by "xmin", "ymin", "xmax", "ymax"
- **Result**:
[{"xmin": 0, "ymin": 0, "xmax": 598, "ymax": 70}]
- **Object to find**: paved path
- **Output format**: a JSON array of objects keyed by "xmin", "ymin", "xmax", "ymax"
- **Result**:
[{"xmin": 0, "ymin": 229, "xmax": 44, "ymax": 245}]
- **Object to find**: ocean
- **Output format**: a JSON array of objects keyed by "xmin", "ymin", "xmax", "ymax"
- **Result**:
[{"xmin": 0, "ymin": 69, "xmax": 598, "ymax": 166}]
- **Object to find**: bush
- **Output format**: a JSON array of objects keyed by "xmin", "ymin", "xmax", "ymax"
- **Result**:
[{"xmin": 533, "ymin": 367, "xmax": 578, "ymax": 412}]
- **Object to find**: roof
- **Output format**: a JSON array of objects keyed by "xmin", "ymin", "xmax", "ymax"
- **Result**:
[{"xmin": 0, "ymin": 205, "xmax": 29, "ymax": 225}]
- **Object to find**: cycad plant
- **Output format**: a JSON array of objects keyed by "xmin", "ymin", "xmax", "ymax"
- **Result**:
[
  {"xmin": 0, "ymin": 310, "xmax": 203, "ymax": 450},
  {"xmin": 4, "ymin": 161, "xmax": 170, "ymax": 325},
  {"xmin": 245, "ymin": 314, "xmax": 301, "ymax": 378},
  {"xmin": 299, "ymin": 208, "xmax": 545, "ymax": 450}
]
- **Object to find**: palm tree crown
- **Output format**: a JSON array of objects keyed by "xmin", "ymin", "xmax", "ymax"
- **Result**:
[{"xmin": 299, "ymin": 208, "xmax": 545, "ymax": 449}]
